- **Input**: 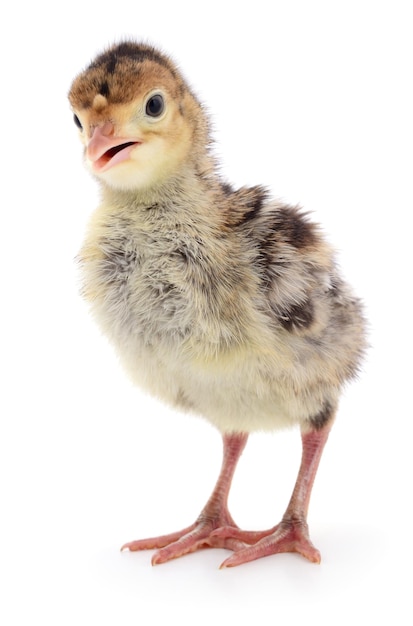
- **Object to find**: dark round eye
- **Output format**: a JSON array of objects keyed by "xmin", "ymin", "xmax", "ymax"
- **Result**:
[
  {"xmin": 145, "ymin": 94, "xmax": 165, "ymax": 117},
  {"xmin": 73, "ymin": 113, "xmax": 83, "ymax": 130}
]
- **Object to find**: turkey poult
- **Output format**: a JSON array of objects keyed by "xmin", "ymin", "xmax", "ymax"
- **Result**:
[{"xmin": 69, "ymin": 41, "xmax": 366, "ymax": 568}]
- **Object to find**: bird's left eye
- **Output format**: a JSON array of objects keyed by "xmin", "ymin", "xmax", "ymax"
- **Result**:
[
  {"xmin": 73, "ymin": 114, "xmax": 83, "ymax": 130},
  {"xmin": 145, "ymin": 94, "xmax": 165, "ymax": 118}
]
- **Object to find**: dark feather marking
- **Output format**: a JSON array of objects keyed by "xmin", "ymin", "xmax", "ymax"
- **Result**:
[
  {"xmin": 221, "ymin": 182, "xmax": 234, "ymax": 196},
  {"xmin": 99, "ymin": 80, "xmax": 110, "ymax": 97},
  {"xmin": 176, "ymin": 247, "xmax": 192, "ymax": 264},
  {"xmin": 277, "ymin": 300, "xmax": 314, "ymax": 331},
  {"xmin": 231, "ymin": 187, "xmax": 268, "ymax": 227},
  {"xmin": 281, "ymin": 208, "xmax": 318, "ymax": 249},
  {"xmin": 90, "ymin": 42, "xmax": 178, "ymax": 78},
  {"xmin": 242, "ymin": 194, "xmax": 265, "ymax": 223},
  {"xmin": 257, "ymin": 208, "xmax": 318, "ymax": 259},
  {"xmin": 308, "ymin": 402, "xmax": 335, "ymax": 430},
  {"xmin": 105, "ymin": 53, "xmax": 117, "ymax": 75},
  {"xmin": 99, "ymin": 237, "xmax": 138, "ymax": 283}
]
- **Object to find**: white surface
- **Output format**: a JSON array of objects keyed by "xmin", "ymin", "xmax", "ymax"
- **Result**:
[{"xmin": 1, "ymin": 1, "xmax": 411, "ymax": 624}]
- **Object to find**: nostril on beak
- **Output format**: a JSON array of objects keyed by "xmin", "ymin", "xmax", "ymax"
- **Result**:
[{"xmin": 101, "ymin": 121, "xmax": 115, "ymax": 136}]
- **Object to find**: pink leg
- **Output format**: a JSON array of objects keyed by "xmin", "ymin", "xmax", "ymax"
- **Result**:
[
  {"xmin": 214, "ymin": 422, "xmax": 332, "ymax": 568},
  {"xmin": 121, "ymin": 432, "xmax": 248, "ymax": 564}
]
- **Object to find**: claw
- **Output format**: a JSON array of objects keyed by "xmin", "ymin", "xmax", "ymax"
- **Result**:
[{"xmin": 121, "ymin": 524, "xmax": 196, "ymax": 553}]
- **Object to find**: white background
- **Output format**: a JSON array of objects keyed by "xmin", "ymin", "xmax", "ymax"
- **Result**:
[{"xmin": 1, "ymin": 1, "xmax": 411, "ymax": 624}]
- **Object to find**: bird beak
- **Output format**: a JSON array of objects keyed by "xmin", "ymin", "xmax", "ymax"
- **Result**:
[{"xmin": 87, "ymin": 123, "xmax": 141, "ymax": 172}]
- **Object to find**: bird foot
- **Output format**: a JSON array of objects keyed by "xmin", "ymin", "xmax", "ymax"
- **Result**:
[
  {"xmin": 121, "ymin": 516, "xmax": 319, "ymax": 568},
  {"xmin": 212, "ymin": 517, "xmax": 321, "ymax": 568},
  {"xmin": 121, "ymin": 517, "xmax": 247, "ymax": 565}
]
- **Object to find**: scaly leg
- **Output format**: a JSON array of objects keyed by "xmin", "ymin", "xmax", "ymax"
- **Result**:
[
  {"xmin": 213, "ymin": 422, "xmax": 332, "ymax": 568},
  {"xmin": 121, "ymin": 432, "xmax": 248, "ymax": 564}
]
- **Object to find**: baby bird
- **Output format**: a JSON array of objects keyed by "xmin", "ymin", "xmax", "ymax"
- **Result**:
[{"xmin": 69, "ymin": 41, "xmax": 366, "ymax": 568}]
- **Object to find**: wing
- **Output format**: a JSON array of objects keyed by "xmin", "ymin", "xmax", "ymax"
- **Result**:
[{"xmin": 227, "ymin": 185, "xmax": 366, "ymax": 382}]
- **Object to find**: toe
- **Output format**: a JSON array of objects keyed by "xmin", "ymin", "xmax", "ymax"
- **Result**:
[
  {"xmin": 121, "ymin": 524, "xmax": 197, "ymax": 552},
  {"xmin": 210, "ymin": 525, "xmax": 276, "ymax": 544},
  {"xmin": 219, "ymin": 523, "xmax": 321, "ymax": 568}
]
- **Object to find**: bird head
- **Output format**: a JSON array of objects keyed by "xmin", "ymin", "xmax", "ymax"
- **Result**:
[{"xmin": 69, "ymin": 42, "xmax": 208, "ymax": 192}]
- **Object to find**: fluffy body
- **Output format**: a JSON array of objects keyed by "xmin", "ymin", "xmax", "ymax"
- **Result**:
[
  {"xmin": 69, "ymin": 43, "xmax": 365, "ymax": 435},
  {"xmin": 78, "ymin": 178, "xmax": 364, "ymax": 434}
]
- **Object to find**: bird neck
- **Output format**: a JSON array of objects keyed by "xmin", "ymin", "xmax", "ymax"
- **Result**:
[{"xmin": 100, "ymin": 157, "xmax": 222, "ymax": 220}]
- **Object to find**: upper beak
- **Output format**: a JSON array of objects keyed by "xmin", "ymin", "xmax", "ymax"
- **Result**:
[{"xmin": 87, "ymin": 122, "xmax": 141, "ymax": 172}]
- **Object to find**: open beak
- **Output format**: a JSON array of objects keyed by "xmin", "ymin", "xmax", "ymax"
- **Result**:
[{"xmin": 87, "ymin": 124, "xmax": 141, "ymax": 172}]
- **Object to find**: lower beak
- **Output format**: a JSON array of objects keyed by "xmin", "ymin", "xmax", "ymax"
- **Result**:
[{"xmin": 87, "ymin": 125, "xmax": 141, "ymax": 172}]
